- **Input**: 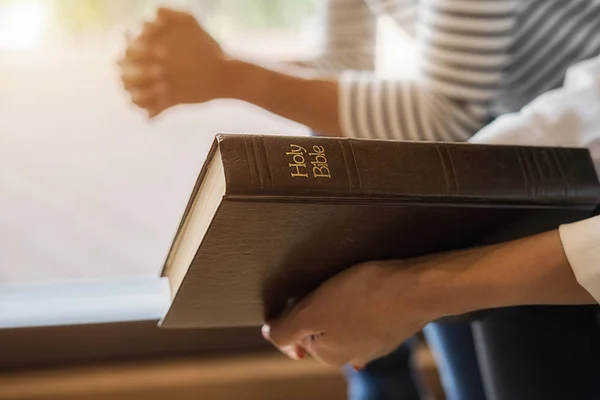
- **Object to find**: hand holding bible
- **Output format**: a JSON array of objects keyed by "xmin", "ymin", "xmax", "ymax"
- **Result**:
[
  {"xmin": 264, "ymin": 260, "xmax": 441, "ymax": 370},
  {"xmin": 264, "ymin": 230, "xmax": 594, "ymax": 369}
]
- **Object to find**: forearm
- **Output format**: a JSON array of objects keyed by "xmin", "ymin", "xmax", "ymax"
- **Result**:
[
  {"xmin": 223, "ymin": 59, "xmax": 342, "ymax": 137},
  {"xmin": 405, "ymin": 230, "xmax": 596, "ymax": 319},
  {"xmin": 456, "ymin": 230, "xmax": 594, "ymax": 309}
]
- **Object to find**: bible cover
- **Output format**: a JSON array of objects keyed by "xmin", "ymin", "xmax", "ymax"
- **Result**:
[{"xmin": 160, "ymin": 134, "xmax": 600, "ymax": 328}]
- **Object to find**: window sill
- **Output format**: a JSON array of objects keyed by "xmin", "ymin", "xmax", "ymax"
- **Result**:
[
  {"xmin": 0, "ymin": 276, "xmax": 170, "ymax": 329},
  {"xmin": 0, "ymin": 277, "xmax": 268, "ymax": 371}
]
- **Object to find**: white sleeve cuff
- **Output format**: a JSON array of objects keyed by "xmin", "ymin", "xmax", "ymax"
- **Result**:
[{"xmin": 559, "ymin": 215, "xmax": 600, "ymax": 304}]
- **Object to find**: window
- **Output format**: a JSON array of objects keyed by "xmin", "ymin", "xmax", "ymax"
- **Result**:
[
  {"xmin": 0, "ymin": 0, "xmax": 319, "ymax": 370},
  {"xmin": 0, "ymin": 0, "xmax": 312, "ymax": 286},
  {"xmin": 0, "ymin": 0, "xmax": 416, "ymax": 332},
  {"xmin": 0, "ymin": 0, "xmax": 314, "ymax": 335}
]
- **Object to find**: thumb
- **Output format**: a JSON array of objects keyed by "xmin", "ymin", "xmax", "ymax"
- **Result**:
[{"xmin": 265, "ymin": 303, "xmax": 323, "ymax": 348}]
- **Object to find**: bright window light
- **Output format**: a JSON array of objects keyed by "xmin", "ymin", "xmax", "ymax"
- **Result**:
[{"xmin": 0, "ymin": 1, "xmax": 48, "ymax": 51}]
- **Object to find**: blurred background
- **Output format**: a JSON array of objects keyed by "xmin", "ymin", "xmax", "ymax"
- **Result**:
[
  {"xmin": 0, "ymin": 1, "xmax": 421, "ymax": 399},
  {"xmin": 0, "ymin": 0, "xmax": 412, "ymax": 288},
  {"xmin": 0, "ymin": 0, "xmax": 320, "ymax": 288}
]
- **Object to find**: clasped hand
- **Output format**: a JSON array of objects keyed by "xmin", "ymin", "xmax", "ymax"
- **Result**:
[{"xmin": 118, "ymin": 8, "xmax": 229, "ymax": 118}]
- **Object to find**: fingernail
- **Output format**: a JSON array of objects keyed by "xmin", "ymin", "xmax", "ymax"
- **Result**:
[
  {"xmin": 282, "ymin": 346, "xmax": 301, "ymax": 361},
  {"xmin": 261, "ymin": 325, "xmax": 270, "ymax": 340}
]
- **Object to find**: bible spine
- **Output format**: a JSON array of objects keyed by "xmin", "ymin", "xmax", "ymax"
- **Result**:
[{"xmin": 217, "ymin": 134, "xmax": 600, "ymax": 206}]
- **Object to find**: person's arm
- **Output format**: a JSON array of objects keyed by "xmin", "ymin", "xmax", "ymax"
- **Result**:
[
  {"xmin": 223, "ymin": 60, "xmax": 341, "ymax": 136},
  {"xmin": 265, "ymin": 206, "xmax": 600, "ymax": 368},
  {"xmin": 120, "ymin": 3, "xmax": 517, "ymax": 141},
  {"xmin": 265, "ymin": 228, "xmax": 597, "ymax": 368}
]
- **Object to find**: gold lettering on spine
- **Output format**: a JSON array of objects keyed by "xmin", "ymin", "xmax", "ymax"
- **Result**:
[
  {"xmin": 309, "ymin": 145, "xmax": 331, "ymax": 178},
  {"xmin": 286, "ymin": 143, "xmax": 331, "ymax": 179}
]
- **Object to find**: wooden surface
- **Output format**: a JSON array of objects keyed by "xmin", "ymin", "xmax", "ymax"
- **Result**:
[
  {"xmin": 0, "ymin": 352, "xmax": 346, "ymax": 400},
  {"xmin": 0, "ymin": 320, "xmax": 272, "ymax": 371}
]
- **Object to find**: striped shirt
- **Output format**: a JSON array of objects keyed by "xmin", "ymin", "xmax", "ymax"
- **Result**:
[{"xmin": 309, "ymin": 0, "xmax": 600, "ymax": 141}]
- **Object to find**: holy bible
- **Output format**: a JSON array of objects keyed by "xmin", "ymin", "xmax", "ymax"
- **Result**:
[{"xmin": 160, "ymin": 134, "xmax": 600, "ymax": 328}]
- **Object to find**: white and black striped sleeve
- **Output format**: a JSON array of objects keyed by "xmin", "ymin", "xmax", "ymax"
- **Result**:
[
  {"xmin": 339, "ymin": 0, "xmax": 519, "ymax": 141},
  {"xmin": 309, "ymin": 0, "xmax": 378, "ymax": 73}
]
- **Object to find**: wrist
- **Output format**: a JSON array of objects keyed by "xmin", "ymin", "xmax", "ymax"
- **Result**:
[
  {"xmin": 216, "ymin": 56, "xmax": 342, "ymax": 136},
  {"xmin": 220, "ymin": 57, "xmax": 264, "ymax": 103},
  {"xmin": 215, "ymin": 55, "xmax": 238, "ymax": 99}
]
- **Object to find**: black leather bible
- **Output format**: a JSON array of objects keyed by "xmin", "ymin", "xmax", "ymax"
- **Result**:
[{"xmin": 160, "ymin": 134, "xmax": 600, "ymax": 328}]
